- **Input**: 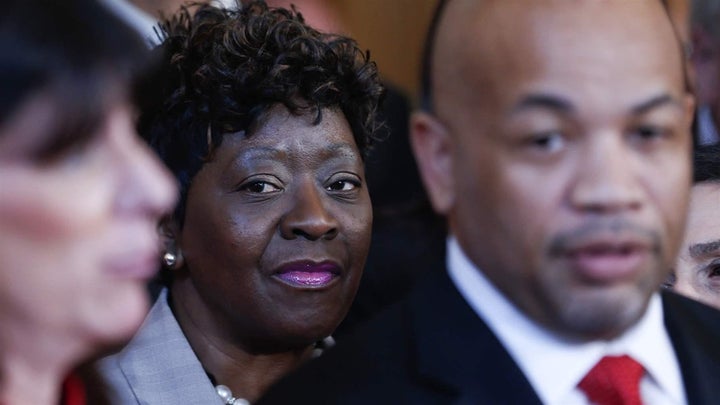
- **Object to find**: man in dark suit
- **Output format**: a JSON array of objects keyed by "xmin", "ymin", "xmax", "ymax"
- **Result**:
[
  {"xmin": 670, "ymin": 144, "xmax": 720, "ymax": 309},
  {"xmin": 259, "ymin": 1, "xmax": 720, "ymax": 403}
]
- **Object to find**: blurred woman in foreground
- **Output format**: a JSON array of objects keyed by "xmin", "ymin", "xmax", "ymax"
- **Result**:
[{"xmin": 0, "ymin": 0, "xmax": 175, "ymax": 403}]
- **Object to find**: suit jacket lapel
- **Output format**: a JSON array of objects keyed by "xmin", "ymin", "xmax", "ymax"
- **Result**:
[
  {"xmin": 115, "ymin": 289, "xmax": 222, "ymax": 404},
  {"xmin": 663, "ymin": 291, "xmax": 720, "ymax": 404},
  {"xmin": 408, "ymin": 269, "xmax": 543, "ymax": 404},
  {"xmin": 403, "ymin": 273, "xmax": 720, "ymax": 404}
]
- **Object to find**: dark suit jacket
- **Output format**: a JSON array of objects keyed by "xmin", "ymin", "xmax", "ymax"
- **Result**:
[{"xmin": 258, "ymin": 269, "xmax": 720, "ymax": 405}]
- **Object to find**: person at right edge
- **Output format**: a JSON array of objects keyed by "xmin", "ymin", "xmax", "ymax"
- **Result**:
[{"xmin": 258, "ymin": 0, "xmax": 720, "ymax": 404}]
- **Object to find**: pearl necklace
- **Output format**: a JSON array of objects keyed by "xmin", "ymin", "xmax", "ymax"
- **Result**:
[
  {"xmin": 212, "ymin": 337, "xmax": 335, "ymax": 404},
  {"xmin": 215, "ymin": 384, "xmax": 250, "ymax": 405}
]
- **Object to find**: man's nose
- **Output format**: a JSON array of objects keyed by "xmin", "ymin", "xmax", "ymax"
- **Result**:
[{"xmin": 568, "ymin": 133, "xmax": 644, "ymax": 214}]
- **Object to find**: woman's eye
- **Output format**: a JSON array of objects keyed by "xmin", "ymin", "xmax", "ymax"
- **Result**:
[
  {"xmin": 529, "ymin": 131, "xmax": 564, "ymax": 153},
  {"xmin": 241, "ymin": 181, "xmax": 281, "ymax": 194},
  {"xmin": 327, "ymin": 180, "xmax": 358, "ymax": 192}
]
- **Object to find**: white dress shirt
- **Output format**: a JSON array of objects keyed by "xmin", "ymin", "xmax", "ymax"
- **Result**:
[{"xmin": 446, "ymin": 237, "xmax": 687, "ymax": 405}]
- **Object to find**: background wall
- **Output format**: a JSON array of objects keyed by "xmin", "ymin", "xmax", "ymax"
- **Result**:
[
  {"xmin": 337, "ymin": 0, "xmax": 437, "ymax": 102},
  {"xmin": 268, "ymin": 0, "xmax": 438, "ymax": 102}
]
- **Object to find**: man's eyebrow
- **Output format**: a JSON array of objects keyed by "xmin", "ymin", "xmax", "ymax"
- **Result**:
[
  {"xmin": 630, "ymin": 93, "xmax": 683, "ymax": 115},
  {"xmin": 510, "ymin": 93, "xmax": 574, "ymax": 115},
  {"xmin": 509, "ymin": 93, "xmax": 683, "ymax": 117},
  {"xmin": 689, "ymin": 239, "xmax": 720, "ymax": 259}
]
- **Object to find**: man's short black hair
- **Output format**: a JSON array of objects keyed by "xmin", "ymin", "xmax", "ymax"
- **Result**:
[{"xmin": 694, "ymin": 144, "xmax": 720, "ymax": 183}]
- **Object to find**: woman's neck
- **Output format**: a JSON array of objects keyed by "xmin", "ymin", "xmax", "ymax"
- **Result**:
[
  {"xmin": 170, "ymin": 282, "xmax": 315, "ymax": 403},
  {"xmin": 196, "ymin": 341, "xmax": 312, "ymax": 404},
  {"xmin": 0, "ymin": 313, "xmax": 85, "ymax": 404},
  {"xmin": 0, "ymin": 360, "xmax": 63, "ymax": 404}
]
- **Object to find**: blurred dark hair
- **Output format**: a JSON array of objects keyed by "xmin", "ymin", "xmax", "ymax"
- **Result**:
[
  {"xmin": 694, "ymin": 144, "xmax": 720, "ymax": 183},
  {"xmin": 138, "ymin": 0, "xmax": 384, "ymax": 226},
  {"xmin": 0, "ymin": 0, "xmax": 148, "ymax": 161}
]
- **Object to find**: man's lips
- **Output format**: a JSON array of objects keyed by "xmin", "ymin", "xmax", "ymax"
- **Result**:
[
  {"xmin": 273, "ymin": 260, "xmax": 341, "ymax": 288},
  {"xmin": 548, "ymin": 220, "xmax": 661, "ymax": 283},
  {"xmin": 560, "ymin": 240, "xmax": 651, "ymax": 282}
]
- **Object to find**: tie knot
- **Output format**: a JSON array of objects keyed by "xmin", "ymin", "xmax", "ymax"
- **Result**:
[{"xmin": 578, "ymin": 355, "xmax": 644, "ymax": 405}]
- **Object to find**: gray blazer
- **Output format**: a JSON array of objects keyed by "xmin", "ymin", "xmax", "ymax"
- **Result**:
[{"xmin": 98, "ymin": 289, "xmax": 222, "ymax": 405}]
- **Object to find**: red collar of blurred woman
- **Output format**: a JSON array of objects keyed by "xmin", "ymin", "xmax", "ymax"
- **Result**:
[{"xmin": 59, "ymin": 373, "xmax": 85, "ymax": 405}]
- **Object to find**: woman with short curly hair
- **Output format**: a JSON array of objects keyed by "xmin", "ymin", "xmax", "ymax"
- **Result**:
[{"xmin": 98, "ymin": 1, "xmax": 383, "ymax": 404}]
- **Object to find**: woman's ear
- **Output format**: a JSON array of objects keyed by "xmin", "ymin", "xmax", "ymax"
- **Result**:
[{"xmin": 159, "ymin": 217, "xmax": 184, "ymax": 270}]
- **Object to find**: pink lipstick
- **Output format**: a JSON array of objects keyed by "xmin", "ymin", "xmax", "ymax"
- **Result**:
[{"xmin": 274, "ymin": 261, "xmax": 341, "ymax": 288}]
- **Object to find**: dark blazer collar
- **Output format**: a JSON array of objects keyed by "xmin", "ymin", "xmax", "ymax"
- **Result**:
[
  {"xmin": 407, "ymin": 270, "xmax": 720, "ymax": 404},
  {"xmin": 662, "ymin": 290, "xmax": 720, "ymax": 404},
  {"xmin": 407, "ymin": 269, "xmax": 543, "ymax": 404}
]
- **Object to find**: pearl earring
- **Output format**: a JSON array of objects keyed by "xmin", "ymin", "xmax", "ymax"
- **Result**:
[
  {"xmin": 163, "ymin": 251, "xmax": 184, "ymax": 269},
  {"xmin": 162, "ymin": 252, "xmax": 177, "ymax": 268}
]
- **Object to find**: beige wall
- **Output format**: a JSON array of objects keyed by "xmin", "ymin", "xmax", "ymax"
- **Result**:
[
  {"xmin": 337, "ymin": 0, "xmax": 437, "ymax": 102},
  {"xmin": 269, "ymin": 0, "xmax": 438, "ymax": 102}
]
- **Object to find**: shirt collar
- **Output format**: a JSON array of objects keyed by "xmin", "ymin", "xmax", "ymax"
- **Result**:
[{"xmin": 446, "ymin": 236, "xmax": 685, "ymax": 404}]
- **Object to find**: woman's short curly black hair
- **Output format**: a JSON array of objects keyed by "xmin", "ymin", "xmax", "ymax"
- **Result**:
[{"xmin": 138, "ymin": 0, "xmax": 384, "ymax": 225}]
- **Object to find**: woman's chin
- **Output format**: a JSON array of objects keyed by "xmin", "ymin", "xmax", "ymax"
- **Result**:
[{"xmin": 82, "ymin": 285, "xmax": 150, "ymax": 349}]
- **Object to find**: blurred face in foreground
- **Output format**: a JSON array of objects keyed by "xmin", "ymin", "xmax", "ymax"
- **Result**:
[
  {"xmin": 0, "ymin": 93, "xmax": 176, "ymax": 352},
  {"xmin": 674, "ymin": 182, "xmax": 720, "ymax": 309},
  {"xmin": 412, "ymin": 0, "xmax": 694, "ymax": 341}
]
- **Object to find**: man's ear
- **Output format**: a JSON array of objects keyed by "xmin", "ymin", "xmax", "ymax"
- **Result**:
[{"xmin": 410, "ymin": 111, "xmax": 455, "ymax": 215}]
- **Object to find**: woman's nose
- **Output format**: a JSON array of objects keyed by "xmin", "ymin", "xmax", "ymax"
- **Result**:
[
  {"xmin": 111, "ymin": 107, "xmax": 177, "ymax": 218},
  {"xmin": 280, "ymin": 181, "xmax": 339, "ymax": 241}
]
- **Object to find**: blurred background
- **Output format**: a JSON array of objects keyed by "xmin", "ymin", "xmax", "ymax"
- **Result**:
[{"xmin": 301, "ymin": 0, "xmax": 437, "ymax": 102}]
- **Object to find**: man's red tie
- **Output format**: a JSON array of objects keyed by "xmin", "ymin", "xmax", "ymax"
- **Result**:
[{"xmin": 578, "ymin": 355, "xmax": 644, "ymax": 405}]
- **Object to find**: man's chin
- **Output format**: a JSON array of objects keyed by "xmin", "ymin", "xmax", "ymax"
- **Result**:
[{"xmin": 547, "ymin": 285, "xmax": 652, "ymax": 341}]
